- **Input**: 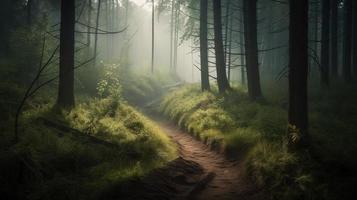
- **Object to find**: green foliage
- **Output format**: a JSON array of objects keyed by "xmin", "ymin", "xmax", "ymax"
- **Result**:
[
  {"xmin": 160, "ymin": 83, "xmax": 357, "ymax": 200},
  {"xmin": 0, "ymin": 97, "xmax": 176, "ymax": 200},
  {"xmin": 246, "ymin": 142, "xmax": 321, "ymax": 200},
  {"xmin": 97, "ymin": 63, "xmax": 123, "ymax": 100}
]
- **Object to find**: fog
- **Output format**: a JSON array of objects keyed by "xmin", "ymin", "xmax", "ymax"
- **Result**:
[{"xmin": 94, "ymin": 0, "xmax": 200, "ymax": 82}]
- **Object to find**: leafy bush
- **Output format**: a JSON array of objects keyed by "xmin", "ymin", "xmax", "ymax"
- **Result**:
[{"xmin": 97, "ymin": 63, "xmax": 123, "ymax": 100}]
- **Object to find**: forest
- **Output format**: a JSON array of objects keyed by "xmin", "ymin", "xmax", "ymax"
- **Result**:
[{"xmin": 0, "ymin": 0, "xmax": 357, "ymax": 199}]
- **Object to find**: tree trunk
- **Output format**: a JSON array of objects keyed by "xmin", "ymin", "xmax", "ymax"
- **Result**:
[
  {"xmin": 170, "ymin": 0, "xmax": 175, "ymax": 70},
  {"xmin": 288, "ymin": 0, "xmax": 309, "ymax": 150},
  {"xmin": 330, "ymin": 0, "xmax": 338, "ymax": 77},
  {"xmin": 352, "ymin": 0, "xmax": 357, "ymax": 76},
  {"xmin": 26, "ymin": 0, "xmax": 33, "ymax": 26},
  {"xmin": 321, "ymin": 0, "xmax": 330, "ymax": 86},
  {"xmin": 240, "ymin": 6, "xmax": 246, "ymax": 85},
  {"xmin": 57, "ymin": 0, "xmax": 75, "ymax": 108},
  {"xmin": 200, "ymin": 0, "xmax": 210, "ymax": 91},
  {"xmin": 87, "ymin": 0, "xmax": 92, "ymax": 47},
  {"xmin": 94, "ymin": 0, "xmax": 102, "ymax": 64},
  {"xmin": 213, "ymin": 0, "xmax": 230, "ymax": 93},
  {"xmin": 173, "ymin": 2, "xmax": 180, "ymax": 74},
  {"xmin": 151, "ymin": 0, "xmax": 155, "ymax": 73},
  {"xmin": 243, "ymin": 0, "xmax": 262, "ymax": 100},
  {"xmin": 343, "ymin": 0, "xmax": 352, "ymax": 83}
]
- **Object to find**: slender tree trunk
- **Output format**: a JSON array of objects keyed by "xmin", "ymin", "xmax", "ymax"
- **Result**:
[
  {"xmin": 173, "ymin": 2, "xmax": 180, "ymax": 73},
  {"xmin": 200, "ymin": 0, "xmax": 210, "ymax": 91},
  {"xmin": 352, "ymin": 0, "xmax": 357, "ymax": 76},
  {"xmin": 227, "ymin": 16, "xmax": 233, "ymax": 82},
  {"xmin": 343, "ymin": 0, "xmax": 352, "ymax": 83},
  {"xmin": 170, "ymin": 0, "xmax": 175, "ymax": 70},
  {"xmin": 213, "ymin": 0, "xmax": 230, "ymax": 93},
  {"xmin": 57, "ymin": 0, "xmax": 75, "ymax": 108},
  {"xmin": 26, "ymin": 0, "xmax": 33, "ymax": 26},
  {"xmin": 224, "ymin": 0, "xmax": 231, "ymax": 70},
  {"xmin": 240, "ymin": 7, "xmax": 246, "ymax": 85},
  {"xmin": 151, "ymin": 0, "xmax": 155, "ymax": 73},
  {"xmin": 321, "ymin": 0, "xmax": 330, "ymax": 86},
  {"xmin": 87, "ymin": 0, "xmax": 92, "ymax": 47},
  {"xmin": 243, "ymin": 0, "xmax": 262, "ymax": 100},
  {"xmin": 313, "ymin": 1, "xmax": 320, "ymax": 69},
  {"xmin": 288, "ymin": 0, "xmax": 309, "ymax": 150},
  {"xmin": 330, "ymin": 0, "xmax": 338, "ymax": 77},
  {"xmin": 94, "ymin": 0, "xmax": 102, "ymax": 64}
]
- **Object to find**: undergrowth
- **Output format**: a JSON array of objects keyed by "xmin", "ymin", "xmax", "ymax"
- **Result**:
[
  {"xmin": 0, "ymin": 97, "xmax": 176, "ymax": 200},
  {"xmin": 159, "ymin": 83, "xmax": 357, "ymax": 200}
]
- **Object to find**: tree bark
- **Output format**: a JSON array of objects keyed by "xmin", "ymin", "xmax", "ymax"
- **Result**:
[
  {"xmin": 288, "ymin": 0, "xmax": 309, "ymax": 150},
  {"xmin": 94, "ymin": 0, "xmax": 102, "ymax": 64},
  {"xmin": 330, "ymin": 0, "xmax": 338, "ymax": 77},
  {"xmin": 240, "ymin": 6, "xmax": 246, "ymax": 85},
  {"xmin": 151, "ymin": 0, "xmax": 155, "ymax": 73},
  {"xmin": 343, "ymin": 0, "xmax": 352, "ymax": 83},
  {"xmin": 352, "ymin": 0, "xmax": 357, "ymax": 76},
  {"xmin": 213, "ymin": 0, "xmax": 230, "ymax": 93},
  {"xmin": 87, "ymin": 0, "xmax": 92, "ymax": 47},
  {"xmin": 57, "ymin": 0, "xmax": 75, "ymax": 108},
  {"xmin": 321, "ymin": 0, "xmax": 330, "ymax": 86},
  {"xmin": 243, "ymin": 0, "xmax": 262, "ymax": 100},
  {"xmin": 200, "ymin": 0, "xmax": 210, "ymax": 91},
  {"xmin": 170, "ymin": 0, "xmax": 175, "ymax": 70},
  {"xmin": 26, "ymin": 0, "xmax": 33, "ymax": 26}
]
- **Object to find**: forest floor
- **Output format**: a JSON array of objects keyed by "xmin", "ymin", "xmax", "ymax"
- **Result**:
[{"xmin": 117, "ymin": 112, "xmax": 264, "ymax": 200}]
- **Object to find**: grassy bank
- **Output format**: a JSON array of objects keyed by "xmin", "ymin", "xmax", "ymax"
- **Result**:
[
  {"xmin": 159, "ymin": 83, "xmax": 357, "ymax": 200},
  {"xmin": 0, "ymin": 96, "xmax": 176, "ymax": 200}
]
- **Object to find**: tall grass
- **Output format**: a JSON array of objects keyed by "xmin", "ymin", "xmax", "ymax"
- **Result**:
[
  {"xmin": 159, "ymin": 83, "xmax": 357, "ymax": 200},
  {"xmin": 0, "ymin": 97, "xmax": 177, "ymax": 200}
]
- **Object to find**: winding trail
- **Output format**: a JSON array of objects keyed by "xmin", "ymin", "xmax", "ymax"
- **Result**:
[{"xmin": 150, "ymin": 115, "xmax": 264, "ymax": 200}]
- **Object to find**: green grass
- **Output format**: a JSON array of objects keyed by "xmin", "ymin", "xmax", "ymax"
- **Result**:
[
  {"xmin": 0, "ymin": 97, "xmax": 177, "ymax": 200},
  {"xmin": 159, "ymin": 83, "xmax": 357, "ymax": 200}
]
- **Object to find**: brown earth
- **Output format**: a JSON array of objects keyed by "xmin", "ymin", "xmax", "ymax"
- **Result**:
[{"xmin": 111, "ymin": 115, "xmax": 264, "ymax": 200}]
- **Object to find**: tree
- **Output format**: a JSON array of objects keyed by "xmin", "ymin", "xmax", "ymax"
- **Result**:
[
  {"xmin": 213, "ymin": 0, "xmax": 230, "ymax": 93},
  {"xmin": 288, "ymin": 0, "xmax": 309, "ymax": 150},
  {"xmin": 243, "ymin": 0, "xmax": 262, "ymax": 100},
  {"xmin": 151, "ymin": 0, "xmax": 155, "ymax": 73},
  {"xmin": 330, "ymin": 0, "xmax": 338, "ymax": 77},
  {"xmin": 240, "ymin": 5, "xmax": 246, "ymax": 86},
  {"xmin": 352, "ymin": 0, "xmax": 357, "ymax": 76},
  {"xmin": 170, "ymin": 0, "xmax": 175, "ymax": 70},
  {"xmin": 87, "ymin": 0, "xmax": 92, "ymax": 47},
  {"xmin": 200, "ymin": 0, "xmax": 210, "ymax": 91},
  {"xmin": 343, "ymin": 0, "xmax": 352, "ymax": 83},
  {"xmin": 26, "ymin": 0, "xmax": 33, "ymax": 26},
  {"xmin": 57, "ymin": 0, "xmax": 75, "ymax": 108},
  {"xmin": 321, "ymin": 0, "xmax": 330, "ymax": 86},
  {"xmin": 94, "ymin": 0, "xmax": 102, "ymax": 64}
]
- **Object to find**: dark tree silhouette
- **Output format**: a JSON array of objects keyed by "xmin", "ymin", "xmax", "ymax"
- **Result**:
[
  {"xmin": 343, "ymin": 0, "xmax": 352, "ymax": 83},
  {"xmin": 243, "ymin": 0, "xmax": 262, "ymax": 100},
  {"xmin": 213, "ymin": 0, "xmax": 230, "ymax": 93},
  {"xmin": 321, "ymin": 0, "xmax": 330, "ymax": 86},
  {"xmin": 288, "ymin": 0, "xmax": 309, "ymax": 150},
  {"xmin": 352, "ymin": 0, "xmax": 357, "ymax": 76},
  {"xmin": 330, "ymin": 0, "xmax": 338, "ymax": 77},
  {"xmin": 57, "ymin": 0, "xmax": 75, "ymax": 108},
  {"xmin": 200, "ymin": 0, "xmax": 210, "ymax": 91},
  {"xmin": 26, "ymin": 0, "xmax": 33, "ymax": 26}
]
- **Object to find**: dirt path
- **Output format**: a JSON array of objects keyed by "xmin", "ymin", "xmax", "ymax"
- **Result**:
[
  {"xmin": 114, "ymin": 114, "xmax": 263, "ymax": 200},
  {"xmin": 153, "ymin": 116, "xmax": 263, "ymax": 200}
]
